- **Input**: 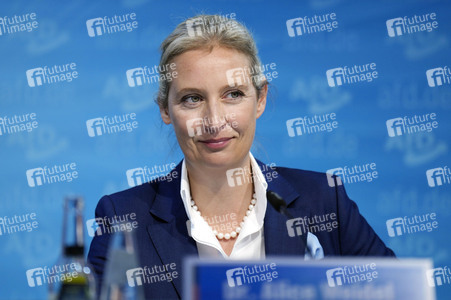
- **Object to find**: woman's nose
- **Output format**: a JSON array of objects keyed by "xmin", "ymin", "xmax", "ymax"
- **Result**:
[{"xmin": 203, "ymin": 99, "xmax": 228, "ymax": 135}]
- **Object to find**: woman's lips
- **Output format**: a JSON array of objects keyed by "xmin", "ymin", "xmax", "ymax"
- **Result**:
[{"xmin": 198, "ymin": 137, "xmax": 233, "ymax": 150}]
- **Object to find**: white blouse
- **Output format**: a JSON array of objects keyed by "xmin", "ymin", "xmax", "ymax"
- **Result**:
[{"xmin": 180, "ymin": 152, "xmax": 324, "ymax": 260}]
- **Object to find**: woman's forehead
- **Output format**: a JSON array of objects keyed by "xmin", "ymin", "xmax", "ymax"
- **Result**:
[
  {"xmin": 169, "ymin": 48, "xmax": 252, "ymax": 90},
  {"xmin": 172, "ymin": 47, "xmax": 249, "ymax": 73}
]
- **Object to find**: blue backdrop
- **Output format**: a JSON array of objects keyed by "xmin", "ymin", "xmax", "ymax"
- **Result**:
[{"xmin": 1, "ymin": 0, "xmax": 450, "ymax": 299}]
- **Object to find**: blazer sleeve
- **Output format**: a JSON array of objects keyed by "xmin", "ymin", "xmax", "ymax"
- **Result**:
[
  {"xmin": 335, "ymin": 182, "xmax": 395, "ymax": 257},
  {"xmin": 87, "ymin": 195, "xmax": 117, "ymax": 295}
]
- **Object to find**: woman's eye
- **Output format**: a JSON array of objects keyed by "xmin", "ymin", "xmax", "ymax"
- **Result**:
[
  {"xmin": 182, "ymin": 95, "xmax": 202, "ymax": 104},
  {"xmin": 225, "ymin": 90, "xmax": 245, "ymax": 99}
]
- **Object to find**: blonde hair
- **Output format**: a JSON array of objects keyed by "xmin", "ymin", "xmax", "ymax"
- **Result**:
[{"xmin": 156, "ymin": 14, "xmax": 267, "ymax": 109}]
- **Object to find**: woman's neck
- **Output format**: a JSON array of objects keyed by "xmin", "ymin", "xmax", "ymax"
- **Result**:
[{"xmin": 186, "ymin": 155, "xmax": 254, "ymax": 218}]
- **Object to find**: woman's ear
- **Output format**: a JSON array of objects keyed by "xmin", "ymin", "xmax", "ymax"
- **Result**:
[
  {"xmin": 160, "ymin": 106, "xmax": 172, "ymax": 124},
  {"xmin": 256, "ymin": 84, "xmax": 267, "ymax": 119}
]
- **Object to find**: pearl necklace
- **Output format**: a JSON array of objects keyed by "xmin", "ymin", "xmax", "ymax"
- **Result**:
[{"xmin": 190, "ymin": 193, "xmax": 257, "ymax": 240}]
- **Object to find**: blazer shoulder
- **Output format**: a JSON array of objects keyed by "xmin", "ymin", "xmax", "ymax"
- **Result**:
[
  {"xmin": 272, "ymin": 165, "xmax": 330, "ymax": 189},
  {"xmin": 268, "ymin": 165, "xmax": 343, "ymax": 212},
  {"xmin": 108, "ymin": 181, "xmax": 157, "ymax": 199},
  {"xmin": 98, "ymin": 181, "xmax": 159, "ymax": 213}
]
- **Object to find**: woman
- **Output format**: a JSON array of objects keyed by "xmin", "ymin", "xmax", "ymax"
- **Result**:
[{"xmin": 88, "ymin": 14, "xmax": 395, "ymax": 299}]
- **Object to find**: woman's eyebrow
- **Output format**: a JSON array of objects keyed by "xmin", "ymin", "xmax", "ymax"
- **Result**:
[
  {"xmin": 175, "ymin": 84, "xmax": 251, "ymax": 98},
  {"xmin": 222, "ymin": 84, "xmax": 247, "ymax": 90},
  {"xmin": 175, "ymin": 87, "xmax": 204, "ymax": 98}
]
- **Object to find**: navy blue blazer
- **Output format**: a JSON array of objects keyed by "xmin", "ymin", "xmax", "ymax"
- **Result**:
[{"xmin": 88, "ymin": 160, "xmax": 395, "ymax": 299}]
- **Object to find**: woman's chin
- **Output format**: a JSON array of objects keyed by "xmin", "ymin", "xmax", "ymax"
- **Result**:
[
  {"xmin": 199, "ymin": 155, "xmax": 234, "ymax": 168},
  {"xmin": 194, "ymin": 151, "xmax": 244, "ymax": 170}
]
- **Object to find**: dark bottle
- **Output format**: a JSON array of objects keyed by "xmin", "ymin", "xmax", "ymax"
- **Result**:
[{"xmin": 48, "ymin": 197, "xmax": 96, "ymax": 300}]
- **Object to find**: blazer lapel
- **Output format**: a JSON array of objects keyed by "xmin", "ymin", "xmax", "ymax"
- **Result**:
[
  {"xmin": 259, "ymin": 160, "xmax": 310, "ymax": 257},
  {"xmin": 146, "ymin": 164, "xmax": 198, "ymax": 298}
]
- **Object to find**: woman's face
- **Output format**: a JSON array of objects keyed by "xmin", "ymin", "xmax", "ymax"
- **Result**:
[{"xmin": 160, "ymin": 46, "xmax": 267, "ymax": 170}]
